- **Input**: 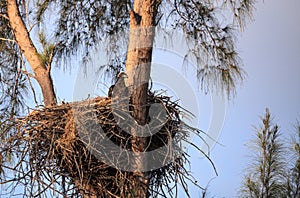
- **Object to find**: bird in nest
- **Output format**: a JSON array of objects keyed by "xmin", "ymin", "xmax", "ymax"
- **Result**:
[{"xmin": 108, "ymin": 71, "xmax": 129, "ymax": 98}]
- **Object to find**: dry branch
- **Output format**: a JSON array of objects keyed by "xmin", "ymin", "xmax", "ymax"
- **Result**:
[{"xmin": 1, "ymin": 91, "xmax": 209, "ymax": 197}]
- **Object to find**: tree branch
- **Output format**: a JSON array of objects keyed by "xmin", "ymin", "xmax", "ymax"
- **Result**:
[
  {"xmin": 6, "ymin": 0, "xmax": 57, "ymax": 106},
  {"xmin": 0, "ymin": 13, "xmax": 9, "ymax": 20},
  {"xmin": 0, "ymin": 37, "xmax": 16, "ymax": 43}
]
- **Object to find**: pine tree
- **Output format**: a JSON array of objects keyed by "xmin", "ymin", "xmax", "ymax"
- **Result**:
[
  {"xmin": 1, "ymin": 0, "xmax": 256, "ymax": 197},
  {"xmin": 240, "ymin": 109, "xmax": 287, "ymax": 198},
  {"xmin": 287, "ymin": 123, "xmax": 300, "ymax": 197}
]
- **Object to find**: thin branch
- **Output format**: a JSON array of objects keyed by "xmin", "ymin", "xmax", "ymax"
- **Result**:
[
  {"xmin": 0, "ymin": 13, "xmax": 9, "ymax": 20},
  {"xmin": 20, "ymin": 54, "xmax": 39, "ymax": 106},
  {"xmin": 185, "ymin": 139, "xmax": 218, "ymax": 176},
  {"xmin": 25, "ymin": 0, "xmax": 31, "ymax": 27},
  {"xmin": 26, "ymin": 72, "xmax": 39, "ymax": 106},
  {"xmin": 46, "ymin": 47, "xmax": 55, "ymax": 74},
  {"xmin": 28, "ymin": 21, "xmax": 39, "ymax": 33},
  {"xmin": 0, "ymin": 37, "xmax": 16, "ymax": 43},
  {"xmin": 20, "ymin": 69, "xmax": 35, "ymax": 78}
]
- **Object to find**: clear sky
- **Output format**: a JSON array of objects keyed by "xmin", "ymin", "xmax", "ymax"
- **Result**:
[
  {"xmin": 49, "ymin": 0, "xmax": 300, "ymax": 197},
  {"xmin": 188, "ymin": 0, "xmax": 300, "ymax": 197}
]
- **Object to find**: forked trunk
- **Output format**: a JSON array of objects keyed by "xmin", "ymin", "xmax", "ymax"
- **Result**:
[{"xmin": 8, "ymin": 0, "xmax": 158, "ymax": 196}]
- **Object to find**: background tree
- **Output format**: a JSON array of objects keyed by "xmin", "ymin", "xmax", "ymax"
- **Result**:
[
  {"xmin": 240, "ymin": 109, "xmax": 287, "ymax": 198},
  {"xmin": 287, "ymin": 123, "xmax": 300, "ymax": 197},
  {"xmin": 1, "ymin": 0, "xmax": 256, "ymax": 197},
  {"xmin": 240, "ymin": 111, "xmax": 300, "ymax": 198}
]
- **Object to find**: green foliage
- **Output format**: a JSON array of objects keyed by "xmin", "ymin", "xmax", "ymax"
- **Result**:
[
  {"xmin": 240, "ymin": 110, "xmax": 300, "ymax": 198},
  {"xmin": 38, "ymin": 30, "xmax": 56, "ymax": 67},
  {"xmin": 0, "ymin": 0, "xmax": 258, "ymax": 109},
  {"xmin": 240, "ymin": 109, "xmax": 287, "ymax": 198},
  {"xmin": 287, "ymin": 124, "xmax": 300, "ymax": 197},
  {"xmin": 1, "ymin": 0, "xmax": 259, "ymax": 196},
  {"xmin": 35, "ymin": 0, "xmax": 131, "ymax": 62},
  {"xmin": 160, "ymin": 0, "xmax": 256, "ymax": 97},
  {"xmin": 31, "ymin": 0, "xmax": 256, "ymax": 97}
]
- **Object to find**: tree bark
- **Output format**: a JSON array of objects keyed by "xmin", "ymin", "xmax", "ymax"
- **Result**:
[
  {"xmin": 7, "ymin": 0, "xmax": 56, "ymax": 106},
  {"xmin": 126, "ymin": 0, "xmax": 158, "ymax": 197}
]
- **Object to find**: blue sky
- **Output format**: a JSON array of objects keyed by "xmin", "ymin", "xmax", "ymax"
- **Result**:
[
  {"xmin": 188, "ymin": 0, "xmax": 300, "ymax": 197},
  {"xmin": 28, "ymin": 0, "xmax": 300, "ymax": 197}
]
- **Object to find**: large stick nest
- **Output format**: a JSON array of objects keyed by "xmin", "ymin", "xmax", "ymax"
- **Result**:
[{"xmin": 1, "ymin": 91, "xmax": 207, "ymax": 197}]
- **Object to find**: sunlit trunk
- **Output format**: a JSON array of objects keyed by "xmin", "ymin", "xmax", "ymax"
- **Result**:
[
  {"xmin": 125, "ymin": 0, "xmax": 158, "ymax": 197},
  {"xmin": 7, "ymin": 0, "xmax": 56, "ymax": 106}
]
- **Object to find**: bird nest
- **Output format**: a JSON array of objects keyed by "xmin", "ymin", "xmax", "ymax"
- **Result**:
[{"xmin": 1, "ymin": 91, "xmax": 208, "ymax": 197}]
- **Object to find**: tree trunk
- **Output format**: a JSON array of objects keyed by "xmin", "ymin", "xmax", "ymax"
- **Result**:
[
  {"xmin": 7, "ymin": 1, "xmax": 98, "ymax": 197},
  {"xmin": 126, "ymin": 0, "xmax": 158, "ymax": 197},
  {"xmin": 7, "ymin": 0, "xmax": 56, "ymax": 106}
]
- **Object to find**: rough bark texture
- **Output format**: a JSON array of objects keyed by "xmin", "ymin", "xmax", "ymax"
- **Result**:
[
  {"xmin": 126, "ymin": 0, "xmax": 158, "ymax": 197},
  {"xmin": 7, "ymin": 0, "xmax": 56, "ymax": 106}
]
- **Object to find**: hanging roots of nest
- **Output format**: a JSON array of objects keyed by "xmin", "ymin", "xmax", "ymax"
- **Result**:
[{"xmin": 1, "ymin": 91, "xmax": 209, "ymax": 197}]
